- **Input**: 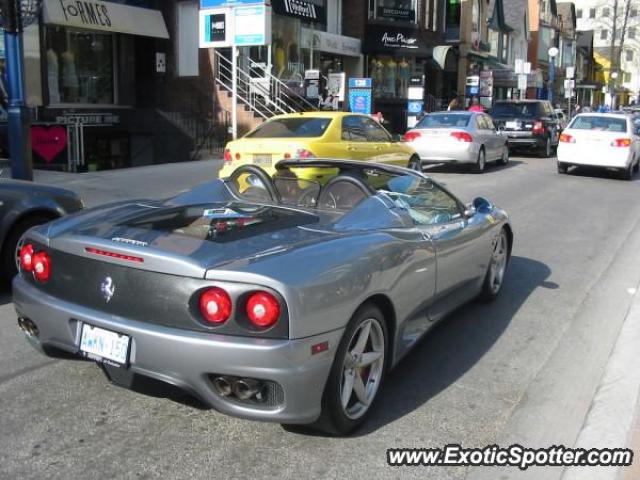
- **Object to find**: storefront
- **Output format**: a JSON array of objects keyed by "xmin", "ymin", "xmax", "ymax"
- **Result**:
[
  {"xmin": 363, "ymin": 25, "xmax": 431, "ymax": 133},
  {"xmin": 0, "ymin": 0, "xmax": 184, "ymax": 172}
]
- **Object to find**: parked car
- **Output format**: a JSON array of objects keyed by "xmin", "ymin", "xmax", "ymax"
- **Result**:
[
  {"xmin": 1, "ymin": 179, "xmax": 83, "ymax": 285},
  {"xmin": 402, "ymin": 111, "xmax": 509, "ymax": 173},
  {"xmin": 557, "ymin": 113, "xmax": 640, "ymax": 179},
  {"xmin": 221, "ymin": 112, "xmax": 419, "ymax": 179},
  {"xmin": 14, "ymin": 159, "xmax": 512, "ymax": 435},
  {"xmin": 491, "ymin": 100, "xmax": 561, "ymax": 157}
]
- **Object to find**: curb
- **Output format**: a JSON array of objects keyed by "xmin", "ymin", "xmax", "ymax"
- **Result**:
[{"xmin": 561, "ymin": 287, "xmax": 640, "ymax": 480}]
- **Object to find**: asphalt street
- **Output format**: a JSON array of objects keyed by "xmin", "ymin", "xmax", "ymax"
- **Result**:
[{"xmin": 2, "ymin": 156, "xmax": 640, "ymax": 480}]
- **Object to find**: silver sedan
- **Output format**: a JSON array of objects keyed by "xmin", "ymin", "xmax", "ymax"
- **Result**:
[{"xmin": 403, "ymin": 111, "xmax": 509, "ymax": 173}]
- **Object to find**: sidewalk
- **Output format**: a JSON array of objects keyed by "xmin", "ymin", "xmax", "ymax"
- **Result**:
[
  {"xmin": 32, "ymin": 159, "xmax": 223, "ymax": 207},
  {"xmin": 622, "ymin": 401, "xmax": 640, "ymax": 480}
]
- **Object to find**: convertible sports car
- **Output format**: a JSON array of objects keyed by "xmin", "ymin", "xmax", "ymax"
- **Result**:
[{"xmin": 14, "ymin": 159, "xmax": 512, "ymax": 434}]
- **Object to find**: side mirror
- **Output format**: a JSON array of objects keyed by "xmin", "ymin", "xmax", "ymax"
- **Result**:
[
  {"xmin": 473, "ymin": 196, "xmax": 494, "ymax": 213},
  {"xmin": 464, "ymin": 205, "xmax": 477, "ymax": 219}
]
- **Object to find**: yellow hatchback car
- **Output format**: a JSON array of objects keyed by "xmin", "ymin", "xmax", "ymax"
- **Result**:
[{"xmin": 220, "ymin": 112, "xmax": 419, "ymax": 179}]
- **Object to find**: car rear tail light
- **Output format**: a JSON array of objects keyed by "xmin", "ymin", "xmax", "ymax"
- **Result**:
[
  {"xmin": 199, "ymin": 287, "xmax": 232, "ymax": 324},
  {"xmin": 450, "ymin": 131, "xmax": 473, "ymax": 143},
  {"xmin": 402, "ymin": 131, "xmax": 421, "ymax": 142},
  {"xmin": 611, "ymin": 138, "xmax": 632, "ymax": 147},
  {"xmin": 532, "ymin": 122, "xmax": 545, "ymax": 134},
  {"xmin": 32, "ymin": 251, "xmax": 51, "ymax": 283},
  {"xmin": 85, "ymin": 247, "xmax": 144, "ymax": 263},
  {"xmin": 294, "ymin": 149, "xmax": 315, "ymax": 159},
  {"xmin": 19, "ymin": 244, "xmax": 35, "ymax": 272},
  {"xmin": 559, "ymin": 133, "xmax": 575, "ymax": 143},
  {"xmin": 246, "ymin": 291, "xmax": 280, "ymax": 328},
  {"xmin": 223, "ymin": 149, "xmax": 232, "ymax": 162}
]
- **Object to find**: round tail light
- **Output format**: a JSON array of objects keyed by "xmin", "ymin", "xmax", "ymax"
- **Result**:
[
  {"xmin": 246, "ymin": 291, "xmax": 280, "ymax": 328},
  {"xmin": 19, "ymin": 244, "xmax": 35, "ymax": 272},
  {"xmin": 199, "ymin": 287, "xmax": 232, "ymax": 324},
  {"xmin": 32, "ymin": 251, "xmax": 51, "ymax": 283}
]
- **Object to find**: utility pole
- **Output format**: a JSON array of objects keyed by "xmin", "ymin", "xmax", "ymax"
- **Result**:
[
  {"xmin": 0, "ymin": 0, "xmax": 41, "ymax": 180},
  {"xmin": 609, "ymin": 0, "xmax": 619, "ymax": 108}
]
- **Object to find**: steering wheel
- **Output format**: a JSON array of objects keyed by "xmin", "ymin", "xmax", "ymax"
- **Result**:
[{"xmin": 228, "ymin": 164, "xmax": 279, "ymax": 202}]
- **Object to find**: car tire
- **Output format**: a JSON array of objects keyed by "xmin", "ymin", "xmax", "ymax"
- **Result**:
[
  {"xmin": 472, "ymin": 148, "xmax": 486, "ymax": 174},
  {"xmin": 1, "ymin": 214, "xmax": 55, "ymax": 287},
  {"xmin": 539, "ymin": 136, "xmax": 552, "ymax": 158},
  {"xmin": 477, "ymin": 228, "xmax": 510, "ymax": 303},
  {"xmin": 498, "ymin": 146, "xmax": 509, "ymax": 166},
  {"xmin": 408, "ymin": 155, "xmax": 422, "ymax": 171},
  {"xmin": 312, "ymin": 304, "xmax": 388, "ymax": 435},
  {"xmin": 622, "ymin": 162, "xmax": 635, "ymax": 181},
  {"xmin": 557, "ymin": 162, "xmax": 568, "ymax": 174}
]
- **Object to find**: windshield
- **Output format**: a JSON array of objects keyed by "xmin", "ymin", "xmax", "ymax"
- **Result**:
[
  {"xmin": 245, "ymin": 117, "xmax": 332, "ymax": 138},
  {"xmin": 492, "ymin": 103, "xmax": 540, "ymax": 118},
  {"xmin": 569, "ymin": 116, "xmax": 627, "ymax": 132},
  {"xmin": 416, "ymin": 114, "xmax": 471, "ymax": 128}
]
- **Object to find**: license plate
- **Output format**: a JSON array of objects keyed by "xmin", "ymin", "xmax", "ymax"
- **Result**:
[
  {"xmin": 80, "ymin": 324, "xmax": 130, "ymax": 365},
  {"xmin": 253, "ymin": 154, "xmax": 272, "ymax": 165},
  {"xmin": 506, "ymin": 121, "xmax": 519, "ymax": 130}
]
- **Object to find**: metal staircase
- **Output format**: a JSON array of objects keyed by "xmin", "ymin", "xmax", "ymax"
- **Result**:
[{"xmin": 214, "ymin": 49, "xmax": 317, "ymax": 120}]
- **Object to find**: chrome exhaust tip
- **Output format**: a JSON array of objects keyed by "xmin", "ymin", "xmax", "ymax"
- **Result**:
[
  {"xmin": 233, "ymin": 378, "xmax": 262, "ymax": 400},
  {"xmin": 18, "ymin": 317, "xmax": 39, "ymax": 337},
  {"xmin": 212, "ymin": 376, "xmax": 233, "ymax": 397}
]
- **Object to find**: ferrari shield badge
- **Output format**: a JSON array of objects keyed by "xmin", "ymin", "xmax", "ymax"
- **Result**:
[{"xmin": 100, "ymin": 276, "xmax": 115, "ymax": 303}]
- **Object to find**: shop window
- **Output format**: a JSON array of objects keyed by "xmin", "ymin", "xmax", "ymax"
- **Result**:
[
  {"xmin": 369, "ymin": 56, "xmax": 414, "ymax": 98},
  {"xmin": 46, "ymin": 27, "xmax": 115, "ymax": 105},
  {"xmin": 600, "ymin": 29, "xmax": 608, "ymax": 40},
  {"xmin": 631, "ymin": 8, "xmax": 638, "ymax": 17},
  {"xmin": 576, "ymin": 9, "xmax": 582, "ymax": 18},
  {"xmin": 445, "ymin": 0, "xmax": 461, "ymax": 41},
  {"xmin": 629, "ymin": 28, "xmax": 636, "ymax": 39},
  {"xmin": 627, "ymin": 50, "xmax": 634, "ymax": 61},
  {"xmin": 589, "ymin": 8, "xmax": 596, "ymax": 18},
  {"xmin": 602, "ymin": 7, "xmax": 610, "ymax": 17}
]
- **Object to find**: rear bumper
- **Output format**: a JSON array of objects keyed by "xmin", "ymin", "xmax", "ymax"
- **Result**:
[
  {"xmin": 503, "ymin": 135, "xmax": 544, "ymax": 149},
  {"xmin": 557, "ymin": 148, "xmax": 632, "ymax": 168},
  {"xmin": 412, "ymin": 142, "xmax": 478, "ymax": 163},
  {"xmin": 13, "ymin": 275, "xmax": 342, "ymax": 424}
]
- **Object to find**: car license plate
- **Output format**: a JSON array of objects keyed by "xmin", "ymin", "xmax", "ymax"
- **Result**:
[
  {"xmin": 506, "ymin": 121, "xmax": 519, "ymax": 130},
  {"xmin": 80, "ymin": 324, "xmax": 130, "ymax": 365},
  {"xmin": 253, "ymin": 154, "xmax": 272, "ymax": 165}
]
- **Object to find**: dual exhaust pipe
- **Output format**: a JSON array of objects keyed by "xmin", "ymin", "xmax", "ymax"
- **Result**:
[
  {"xmin": 18, "ymin": 317, "xmax": 39, "ymax": 337},
  {"xmin": 213, "ymin": 376, "xmax": 265, "ymax": 401}
]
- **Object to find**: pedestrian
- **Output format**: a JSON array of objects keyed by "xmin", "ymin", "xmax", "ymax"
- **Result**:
[
  {"xmin": 447, "ymin": 97, "xmax": 460, "ymax": 111},
  {"xmin": 468, "ymin": 96, "xmax": 484, "ymax": 112}
]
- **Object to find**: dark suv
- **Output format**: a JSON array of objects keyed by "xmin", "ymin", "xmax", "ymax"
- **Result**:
[{"xmin": 491, "ymin": 100, "xmax": 561, "ymax": 157}]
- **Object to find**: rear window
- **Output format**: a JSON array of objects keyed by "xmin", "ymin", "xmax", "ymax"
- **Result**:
[
  {"xmin": 491, "ymin": 103, "xmax": 540, "ymax": 118},
  {"xmin": 245, "ymin": 117, "xmax": 332, "ymax": 138},
  {"xmin": 569, "ymin": 116, "xmax": 628, "ymax": 132},
  {"xmin": 416, "ymin": 114, "xmax": 471, "ymax": 128}
]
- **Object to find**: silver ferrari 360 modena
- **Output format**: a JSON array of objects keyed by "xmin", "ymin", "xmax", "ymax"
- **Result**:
[{"xmin": 13, "ymin": 159, "xmax": 512, "ymax": 435}]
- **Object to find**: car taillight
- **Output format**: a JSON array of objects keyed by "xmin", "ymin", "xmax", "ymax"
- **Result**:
[
  {"xmin": 611, "ymin": 138, "xmax": 632, "ymax": 147},
  {"xmin": 532, "ymin": 122, "xmax": 545, "ymax": 134},
  {"xmin": 559, "ymin": 133, "xmax": 575, "ymax": 143},
  {"xmin": 32, "ymin": 251, "xmax": 51, "ymax": 283},
  {"xmin": 294, "ymin": 149, "xmax": 315, "ymax": 159},
  {"xmin": 19, "ymin": 244, "xmax": 34, "ymax": 272},
  {"xmin": 450, "ymin": 131, "xmax": 473, "ymax": 142},
  {"xmin": 246, "ymin": 291, "xmax": 280, "ymax": 328},
  {"xmin": 403, "ymin": 131, "xmax": 421, "ymax": 142},
  {"xmin": 223, "ymin": 149, "xmax": 232, "ymax": 162},
  {"xmin": 199, "ymin": 287, "xmax": 232, "ymax": 324}
]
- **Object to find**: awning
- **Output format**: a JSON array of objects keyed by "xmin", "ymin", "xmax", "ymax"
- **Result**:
[
  {"xmin": 43, "ymin": 0, "xmax": 169, "ymax": 39},
  {"xmin": 300, "ymin": 28, "xmax": 361, "ymax": 57},
  {"xmin": 432, "ymin": 45, "xmax": 456, "ymax": 70}
]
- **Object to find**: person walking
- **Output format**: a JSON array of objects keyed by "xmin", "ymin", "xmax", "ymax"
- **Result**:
[
  {"xmin": 468, "ymin": 96, "xmax": 484, "ymax": 112},
  {"xmin": 447, "ymin": 97, "xmax": 460, "ymax": 111}
]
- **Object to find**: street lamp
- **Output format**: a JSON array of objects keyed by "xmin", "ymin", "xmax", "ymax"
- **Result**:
[
  {"xmin": 611, "ymin": 71, "xmax": 619, "ymax": 110},
  {"xmin": 548, "ymin": 47, "xmax": 559, "ymax": 105},
  {"xmin": 0, "ymin": 0, "xmax": 43, "ymax": 181}
]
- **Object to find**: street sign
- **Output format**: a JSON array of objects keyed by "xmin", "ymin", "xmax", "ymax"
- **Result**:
[
  {"xmin": 407, "ymin": 100, "xmax": 424, "ymax": 114},
  {"xmin": 515, "ymin": 59, "xmax": 524, "ymax": 75},
  {"xmin": 566, "ymin": 66, "xmax": 575, "ymax": 79},
  {"xmin": 564, "ymin": 79, "xmax": 575, "ymax": 90},
  {"xmin": 199, "ymin": 8, "xmax": 232, "ymax": 48},
  {"xmin": 524, "ymin": 62, "xmax": 531, "ymax": 74},
  {"xmin": 518, "ymin": 74, "xmax": 527, "ymax": 90},
  {"xmin": 233, "ymin": 5, "xmax": 271, "ymax": 46}
]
